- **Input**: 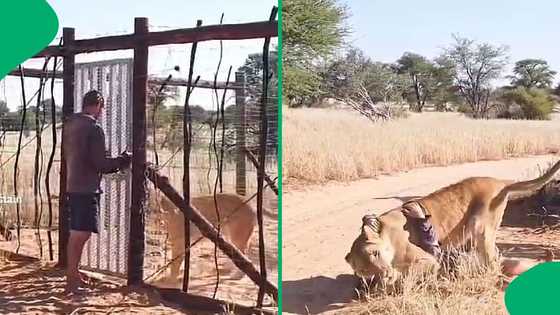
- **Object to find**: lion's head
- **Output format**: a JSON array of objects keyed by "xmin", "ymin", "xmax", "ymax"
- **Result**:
[{"xmin": 344, "ymin": 214, "xmax": 397, "ymax": 283}]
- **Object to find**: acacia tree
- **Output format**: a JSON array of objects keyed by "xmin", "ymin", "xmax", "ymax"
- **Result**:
[
  {"xmin": 283, "ymin": 0, "xmax": 348, "ymax": 107},
  {"xmin": 325, "ymin": 51, "xmax": 409, "ymax": 104},
  {"xmin": 396, "ymin": 53, "xmax": 434, "ymax": 112},
  {"xmin": 362, "ymin": 62, "xmax": 409, "ymax": 104},
  {"xmin": 321, "ymin": 47, "xmax": 372, "ymax": 100},
  {"xmin": 431, "ymin": 57, "xmax": 458, "ymax": 111},
  {"xmin": 395, "ymin": 53, "xmax": 456, "ymax": 112},
  {"xmin": 509, "ymin": 59, "xmax": 557, "ymax": 89},
  {"xmin": 444, "ymin": 35, "xmax": 509, "ymax": 118}
]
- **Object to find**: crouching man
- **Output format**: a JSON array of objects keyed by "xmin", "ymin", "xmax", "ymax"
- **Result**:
[{"xmin": 63, "ymin": 90, "xmax": 132, "ymax": 293}]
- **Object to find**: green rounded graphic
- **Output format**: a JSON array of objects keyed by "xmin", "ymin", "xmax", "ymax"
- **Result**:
[
  {"xmin": 505, "ymin": 262, "xmax": 560, "ymax": 314},
  {"xmin": 0, "ymin": 1, "xmax": 59, "ymax": 80}
]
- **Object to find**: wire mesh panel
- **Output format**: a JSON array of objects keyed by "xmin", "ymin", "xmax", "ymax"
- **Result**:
[{"xmin": 74, "ymin": 59, "xmax": 133, "ymax": 276}]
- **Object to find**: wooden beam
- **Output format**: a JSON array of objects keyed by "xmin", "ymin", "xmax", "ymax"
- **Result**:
[
  {"xmin": 57, "ymin": 27, "xmax": 75, "ymax": 268},
  {"xmin": 145, "ymin": 166, "xmax": 279, "ymax": 302},
  {"xmin": 148, "ymin": 286, "xmax": 276, "ymax": 315},
  {"xmin": 8, "ymin": 68, "xmax": 63, "ymax": 79},
  {"xmin": 255, "ymin": 8, "xmax": 277, "ymax": 306},
  {"xmin": 181, "ymin": 18, "xmax": 202, "ymax": 294},
  {"xmin": 34, "ymin": 46, "xmax": 63, "ymax": 58},
  {"xmin": 148, "ymin": 77, "xmax": 242, "ymax": 90},
  {"xmin": 33, "ymin": 20, "xmax": 277, "ymax": 58},
  {"xmin": 128, "ymin": 17, "xmax": 149, "ymax": 285},
  {"xmin": 244, "ymin": 149, "xmax": 278, "ymax": 196},
  {"xmin": 6, "ymin": 69, "xmax": 235, "ymax": 90}
]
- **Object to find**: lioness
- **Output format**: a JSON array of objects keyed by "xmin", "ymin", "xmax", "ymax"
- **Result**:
[
  {"xmin": 345, "ymin": 159, "xmax": 560, "ymax": 286},
  {"xmin": 148, "ymin": 190, "xmax": 257, "ymax": 278}
]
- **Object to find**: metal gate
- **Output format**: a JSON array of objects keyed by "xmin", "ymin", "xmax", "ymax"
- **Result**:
[{"xmin": 74, "ymin": 58, "xmax": 133, "ymax": 276}]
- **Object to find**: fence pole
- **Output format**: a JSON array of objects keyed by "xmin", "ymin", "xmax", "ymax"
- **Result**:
[
  {"xmin": 128, "ymin": 17, "xmax": 149, "ymax": 285},
  {"xmin": 57, "ymin": 27, "xmax": 75, "ymax": 268},
  {"xmin": 235, "ymin": 72, "xmax": 247, "ymax": 196}
]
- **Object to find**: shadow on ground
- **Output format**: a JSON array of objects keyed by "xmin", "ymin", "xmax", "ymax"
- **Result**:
[{"xmin": 282, "ymin": 274, "xmax": 357, "ymax": 314}]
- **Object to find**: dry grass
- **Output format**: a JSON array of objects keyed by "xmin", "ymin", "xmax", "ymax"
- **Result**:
[
  {"xmin": 0, "ymin": 130, "xmax": 61, "ymax": 228},
  {"xmin": 284, "ymin": 108, "xmax": 560, "ymax": 183},
  {"xmin": 340, "ymin": 251, "xmax": 507, "ymax": 315}
]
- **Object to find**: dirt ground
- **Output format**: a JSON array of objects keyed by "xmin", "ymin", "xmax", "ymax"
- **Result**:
[
  {"xmin": 282, "ymin": 155, "xmax": 560, "ymax": 315},
  {"xmin": 0, "ymin": 251, "xmax": 183, "ymax": 314},
  {"xmin": 0, "ymin": 194, "xmax": 278, "ymax": 314}
]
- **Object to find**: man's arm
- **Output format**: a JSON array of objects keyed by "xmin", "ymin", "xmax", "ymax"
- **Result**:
[{"xmin": 88, "ymin": 125, "xmax": 125, "ymax": 174}]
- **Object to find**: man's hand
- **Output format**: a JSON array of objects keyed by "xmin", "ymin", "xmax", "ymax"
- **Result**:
[{"xmin": 119, "ymin": 151, "xmax": 132, "ymax": 169}]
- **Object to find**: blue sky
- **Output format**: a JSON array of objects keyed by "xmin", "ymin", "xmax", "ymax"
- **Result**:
[
  {"xmin": 342, "ymin": 0, "xmax": 559, "ymax": 85},
  {"xmin": 1, "ymin": 0, "xmax": 277, "ymax": 111}
]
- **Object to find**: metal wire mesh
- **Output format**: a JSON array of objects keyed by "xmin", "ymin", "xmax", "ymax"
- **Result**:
[{"xmin": 74, "ymin": 59, "xmax": 132, "ymax": 276}]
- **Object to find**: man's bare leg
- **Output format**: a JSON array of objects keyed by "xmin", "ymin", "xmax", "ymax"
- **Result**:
[{"xmin": 66, "ymin": 230, "xmax": 91, "ymax": 291}]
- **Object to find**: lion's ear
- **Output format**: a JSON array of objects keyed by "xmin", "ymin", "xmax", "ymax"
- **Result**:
[{"xmin": 361, "ymin": 214, "xmax": 381, "ymax": 239}]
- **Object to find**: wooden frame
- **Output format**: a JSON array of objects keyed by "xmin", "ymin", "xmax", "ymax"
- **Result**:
[{"xmin": 32, "ymin": 21, "xmax": 277, "ymax": 58}]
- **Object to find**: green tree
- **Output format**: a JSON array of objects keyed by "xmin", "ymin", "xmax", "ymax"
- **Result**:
[
  {"xmin": 431, "ymin": 57, "xmax": 458, "ymax": 111},
  {"xmin": 396, "ymin": 53, "xmax": 435, "ymax": 112},
  {"xmin": 509, "ymin": 59, "xmax": 556, "ymax": 89},
  {"xmin": 501, "ymin": 87, "xmax": 555, "ymax": 120},
  {"xmin": 362, "ymin": 62, "xmax": 409, "ymax": 104},
  {"xmin": 395, "ymin": 53, "xmax": 456, "ymax": 112},
  {"xmin": 283, "ymin": 0, "xmax": 348, "ymax": 107},
  {"xmin": 238, "ymin": 51, "xmax": 279, "ymax": 154},
  {"xmin": 239, "ymin": 51, "xmax": 278, "ymax": 98},
  {"xmin": 444, "ymin": 35, "xmax": 509, "ymax": 118},
  {"xmin": 322, "ymin": 47, "xmax": 372, "ymax": 100},
  {"xmin": 147, "ymin": 82, "xmax": 178, "ymax": 131}
]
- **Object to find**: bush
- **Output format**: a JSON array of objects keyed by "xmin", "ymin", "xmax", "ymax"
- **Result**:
[
  {"xmin": 457, "ymin": 103, "xmax": 472, "ymax": 114},
  {"xmin": 388, "ymin": 106, "xmax": 410, "ymax": 119},
  {"xmin": 494, "ymin": 103, "xmax": 525, "ymax": 120},
  {"xmin": 501, "ymin": 87, "xmax": 555, "ymax": 120}
]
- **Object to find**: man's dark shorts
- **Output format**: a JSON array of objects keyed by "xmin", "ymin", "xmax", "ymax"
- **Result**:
[{"xmin": 66, "ymin": 192, "xmax": 100, "ymax": 234}]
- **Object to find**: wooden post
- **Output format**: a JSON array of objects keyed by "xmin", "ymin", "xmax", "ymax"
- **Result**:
[
  {"xmin": 57, "ymin": 27, "xmax": 75, "ymax": 267},
  {"xmin": 182, "ymin": 19, "xmax": 203, "ymax": 293},
  {"xmin": 145, "ymin": 166, "xmax": 278, "ymax": 301},
  {"xmin": 255, "ymin": 9, "xmax": 275, "ymax": 304},
  {"xmin": 128, "ymin": 17, "xmax": 149, "ymax": 285},
  {"xmin": 235, "ymin": 72, "xmax": 247, "ymax": 196}
]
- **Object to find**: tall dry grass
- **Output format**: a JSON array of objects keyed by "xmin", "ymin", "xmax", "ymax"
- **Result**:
[
  {"xmin": 284, "ymin": 108, "xmax": 560, "ymax": 183},
  {"xmin": 341, "ymin": 251, "xmax": 507, "ymax": 315}
]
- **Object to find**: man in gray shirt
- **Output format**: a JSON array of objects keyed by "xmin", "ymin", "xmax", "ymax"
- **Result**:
[{"xmin": 63, "ymin": 90, "xmax": 131, "ymax": 293}]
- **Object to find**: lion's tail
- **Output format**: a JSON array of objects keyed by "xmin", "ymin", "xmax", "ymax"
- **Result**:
[{"xmin": 492, "ymin": 159, "xmax": 560, "ymax": 207}]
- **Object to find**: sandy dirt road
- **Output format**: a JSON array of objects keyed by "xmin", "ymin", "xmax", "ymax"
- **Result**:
[{"xmin": 282, "ymin": 155, "xmax": 559, "ymax": 314}]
